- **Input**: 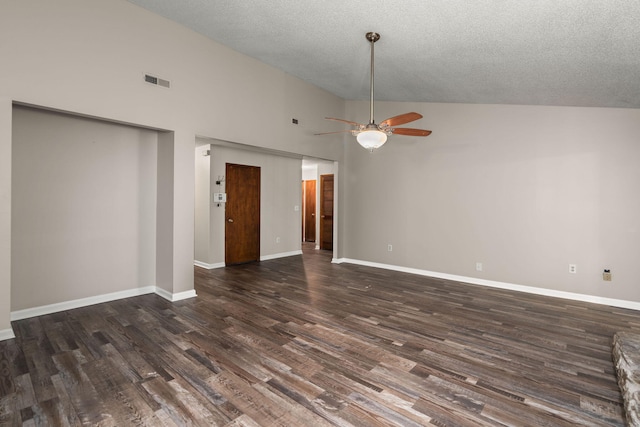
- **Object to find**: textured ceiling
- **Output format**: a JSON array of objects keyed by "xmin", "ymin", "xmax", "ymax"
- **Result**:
[{"xmin": 127, "ymin": 0, "xmax": 640, "ymax": 108}]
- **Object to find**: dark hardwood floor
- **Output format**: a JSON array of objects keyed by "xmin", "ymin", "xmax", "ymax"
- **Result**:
[{"xmin": 1, "ymin": 244, "xmax": 638, "ymax": 426}]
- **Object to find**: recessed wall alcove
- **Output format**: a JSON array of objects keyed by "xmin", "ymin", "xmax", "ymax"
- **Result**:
[{"xmin": 11, "ymin": 104, "xmax": 177, "ymax": 316}]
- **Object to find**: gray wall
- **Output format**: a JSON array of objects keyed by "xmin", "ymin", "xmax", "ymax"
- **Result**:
[
  {"xmin": 343, "ymin": 101, "xmax": 640, "ymax": 303},
  {"xmin": 11, "ymin": 106, "xmax": 158, "ymax": 310},
  {"xmin": 194, "ymin": 145, "xmax": 211, "ymax": 264}
]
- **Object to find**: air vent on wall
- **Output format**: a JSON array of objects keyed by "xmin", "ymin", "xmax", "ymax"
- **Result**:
[{"xmin": 144, "ymin": 73, "xmax": 170, "ymax": 88}]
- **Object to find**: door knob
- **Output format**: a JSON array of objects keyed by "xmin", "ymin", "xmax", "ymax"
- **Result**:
[
  {"xmin": 321, "ymin": 215, "xmax": 325, "ymax": 218},
  {"xmin": 227, "ymin": 218, "xmax": 234, "ymax": 223},
  {"xmin": 311, "ymin": 213, "xmax": 315, "ymax": 216}
]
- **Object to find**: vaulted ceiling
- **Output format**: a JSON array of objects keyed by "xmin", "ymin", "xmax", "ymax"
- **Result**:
[{"xmin": 127, "ymin": 1, "xmax": 640, "ymax": 108}]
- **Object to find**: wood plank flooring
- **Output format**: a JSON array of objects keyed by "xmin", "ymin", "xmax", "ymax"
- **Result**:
[{"xmin": 2, "ymin": 244, "xmax": 639, "ymax": 426}]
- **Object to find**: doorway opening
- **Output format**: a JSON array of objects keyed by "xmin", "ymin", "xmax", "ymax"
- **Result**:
[
  {"xmin": 194, "ymin": 141, "xmax": 338, "ymax": 267},
  {"xmin": 301, "ymin": 158, "xmax": 335, "ymax": 252}
]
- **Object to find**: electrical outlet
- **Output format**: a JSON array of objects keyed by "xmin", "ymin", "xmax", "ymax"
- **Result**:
[
  {"xmin": 569, "ymin": 264, "xmax": 577, "ymax": 274},
  {"xmin": 603, "ymin": 269, "xmax": 612, "ymax": 281},
  {"xmin": 476, "ymin": 262, "xmax": 483, "ymax": 272},
  {"xmin": 276, "ymin": 237, "xmax": 281, "ymax": 243},
  {"xmin": 387, "ymin": 244, "xmax": 393, "ymax": 252}
]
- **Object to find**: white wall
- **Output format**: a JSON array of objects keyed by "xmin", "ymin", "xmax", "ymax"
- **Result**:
[
  {"xmin": 11, "ymin": 106, "xmax": 158, "ymax": 310},
  {"xmin": 343, "ymin": 100, "xmax": 640, "ymax": 303}
]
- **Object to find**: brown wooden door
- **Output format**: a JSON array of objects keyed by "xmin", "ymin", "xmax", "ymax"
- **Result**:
[
  {"xmin": 320, "ymin": 174, "xmax": 334, "ymax": 251},
  {"xmin": 225, "ymin": 163, "xmax": 260, "ymax": 265},
  {"xmin": 303, "ymin": 180, "xmax": 316, "ymax": 242}
]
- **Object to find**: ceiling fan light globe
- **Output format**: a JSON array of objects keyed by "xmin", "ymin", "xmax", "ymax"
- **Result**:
[{"xmin": 356, "ymin": 130, "xmax": 387, "ymax": 151}]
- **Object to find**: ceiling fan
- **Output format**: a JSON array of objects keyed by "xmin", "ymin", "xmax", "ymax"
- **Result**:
[{"xmin": 316, "ymin": 32, "xmax": 432, "ymax": 152}]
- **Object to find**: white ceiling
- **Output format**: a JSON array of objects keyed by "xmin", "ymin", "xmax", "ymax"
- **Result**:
[{"xmin": 127, "ymin": 0, "xmax": 640, "ymax": 108}]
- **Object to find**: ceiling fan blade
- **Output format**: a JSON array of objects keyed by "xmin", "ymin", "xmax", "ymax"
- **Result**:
[
  {"xmin": 380, "ymin": 112, "xmax": 423, "ymax": 127},
  {"xmin": 325, "ymin": 117, "xmax": 362, "ymax": 127},
  {"xmin": 314, "ymin": 130, "xmax": 354, "ymax": 136},
  {"xmin": 391, "ymin": 128, "xmax": 432, "ymax": 137}
]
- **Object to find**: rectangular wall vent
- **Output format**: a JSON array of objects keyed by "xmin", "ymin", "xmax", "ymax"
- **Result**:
[{"xmin": 144, "ymin": 73, "xmax": 170, "ymax": 89}]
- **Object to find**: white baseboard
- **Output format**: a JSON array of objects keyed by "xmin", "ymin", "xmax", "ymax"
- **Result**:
[
  {"xmin": 7, "ymin": 258, "xmax": 635, "ymax": 342},
  {"xmin": 194, "ymin": 260, "xmax": 225, "ymax": 269},
  {"xmin": 337, "ymin": 258, "xmax": 640, "ymax": 311},
  {"xmin": 260, "ymin": 250, "xmax": 303, "ymax": 261},
  {"xmin": 155, "ymin": 288, "xmax": 197, "ymax": 302},
  {"xmin": 0, "ymin": 328, "xmax": 15, "ymax": 341},
  {"xmin": 9, "ymin": 285, "xmax": 198, "ymax": 325},
  {"xmin": 11, "ymin": 286, "xmax": 157, "ymax": 321}
]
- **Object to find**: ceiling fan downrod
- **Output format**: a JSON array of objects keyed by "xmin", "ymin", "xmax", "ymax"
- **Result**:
[{"xmin": 365, "ymin": 32, "xmax": 380, "ymax": 126}]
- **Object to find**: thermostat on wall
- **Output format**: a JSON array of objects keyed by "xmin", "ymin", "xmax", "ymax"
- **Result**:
[{"xmin": 213, "ymin": 193, "xmax": 227, "ymax": 203}]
